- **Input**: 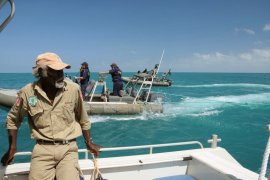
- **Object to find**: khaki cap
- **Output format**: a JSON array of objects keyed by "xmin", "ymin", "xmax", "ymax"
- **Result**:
[{"xmin": 35, "ymin": 52, "xmax": 71, "ymax": 70}]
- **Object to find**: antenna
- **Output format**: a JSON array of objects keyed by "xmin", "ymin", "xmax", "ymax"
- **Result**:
[{"xmin": 156, "ymin": 49, "xmax": 165, "ymax": 75}]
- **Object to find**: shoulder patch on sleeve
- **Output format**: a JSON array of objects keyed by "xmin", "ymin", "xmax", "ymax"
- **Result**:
[
  {"xmin": 15, "ymin": 96, "xmax": 21, "ymax": 106},
  {"xmin": 15, "ymin": 91, "xmax": 22, "ymax": 106}
]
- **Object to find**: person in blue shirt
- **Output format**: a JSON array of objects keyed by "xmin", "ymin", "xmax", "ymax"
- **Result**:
[
  {"xmin": 75, "ymin": 62, "xmax": 90, "ymax": 100},
  {"xmin": 99, "ymin": 63, "xmax": 123, "ymax": 96}
]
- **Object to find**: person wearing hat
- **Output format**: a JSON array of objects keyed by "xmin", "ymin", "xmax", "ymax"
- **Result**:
[
  {"xmin": 149, "ymin": 64, "xmax": 159, "ymax": 76},
  {"xmin": 99, "ymin": 63, "xmax": 123, "ymax": 96},
  {"xmin": 1, "ymin": 52, "xmax": 101, "ymax": 180},
  {"xmin": 74, "ymin": 61, "xmax": 90, "ymax": 100}
]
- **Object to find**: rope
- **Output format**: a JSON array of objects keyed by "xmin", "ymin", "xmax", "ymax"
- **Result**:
[
  {"xmin": 91, "ymin": 153, "xmax": 102, "ymax": 179},
  {"xmin": 259, "ymin": 125, "xmax": 270, "ymax": 180}
]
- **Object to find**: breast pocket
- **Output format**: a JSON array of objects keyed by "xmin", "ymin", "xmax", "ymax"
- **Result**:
[
  {"xmin": 62, "ymin": 103, "xmax": 75, "ymax": 125},
  {"xmin": 28, "ymin": 107, "xmax": 45, "ymax": 128}
]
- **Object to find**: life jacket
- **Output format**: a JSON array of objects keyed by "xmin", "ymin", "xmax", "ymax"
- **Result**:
[
  {"xmin": 111, "ymin": 67, "xmax": 122, "ymax": 83},
  {"xmin": 80, "ymin": 68, "xmax": 90, "ymax": 84}
]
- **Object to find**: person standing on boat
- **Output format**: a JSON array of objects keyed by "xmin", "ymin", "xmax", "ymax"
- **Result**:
[
  {"xmin": 74, "ymin": 61, "xmax": 90, "ymax": 100},
  {"xmin": 142, "ymin": 68, "xmax": 148, "ymax": 73},
  {"xmin": 150, "ymin": 64, "xmax": 159, "ymax": 77},
  {"xmin": 99, "ymin": 63, "xmax": 123, "ymax": 96},
  {"xmin": 1, "ymin": 52, "xmax": 100, "ymax": 180}
]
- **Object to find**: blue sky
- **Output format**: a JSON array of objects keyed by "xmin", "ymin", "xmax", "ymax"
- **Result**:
[{"xmin": 0, "ymin": 0, "xmax": 270, "ymax": 73}]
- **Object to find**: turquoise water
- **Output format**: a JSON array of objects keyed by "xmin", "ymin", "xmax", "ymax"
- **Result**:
[{"xmin": 1, "ymin": 72, "xmax": 270, "ymax": 173}]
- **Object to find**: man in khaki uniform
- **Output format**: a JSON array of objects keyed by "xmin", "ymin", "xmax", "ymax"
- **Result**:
[{"xmin": 1, "ymin": 52, "xmax": 100, "ymax": 180}]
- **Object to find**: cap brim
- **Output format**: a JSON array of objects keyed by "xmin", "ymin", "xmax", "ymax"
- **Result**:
[{"xmin": 48, "ymin": 62, "xmax": 71, "ymax": 70}]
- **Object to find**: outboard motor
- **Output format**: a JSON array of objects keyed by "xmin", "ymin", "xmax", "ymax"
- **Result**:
[
  {"xmin": 126, "ymin": 87, "xmax": 137, "ymax": 97},
  {"xmin": 147, "ymin": 93, "xmax": 163, "ymax": 103},
  {"xmin": 140, "ymin": 91, "xmax": 163, "ymax": 103},
  {"xmin": 126, "ymin": 87, "xmax": 132, "ymax": 95}
]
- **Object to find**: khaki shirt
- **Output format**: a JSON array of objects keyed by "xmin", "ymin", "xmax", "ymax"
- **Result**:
[{"xmin": 6, "ymin": 80, "xmax": 90, "ymax": 141}]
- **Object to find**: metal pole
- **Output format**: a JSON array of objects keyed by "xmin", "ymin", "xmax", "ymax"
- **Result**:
[
  {"xmin": 0, "ymin": 0, "xmax": 15, "ymax": 32},
  {"xmin": 156, "ymin": 49, "xmax": 165, "ymax": 75},
  {"xmin": 259, "ymin": 125, "xmax": 270, "ymax": 180}
]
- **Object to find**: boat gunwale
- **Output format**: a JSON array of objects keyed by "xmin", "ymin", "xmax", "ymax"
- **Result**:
[{"xmin": 12, "ymin": 140, "xmax": 204, "ymax": 158}]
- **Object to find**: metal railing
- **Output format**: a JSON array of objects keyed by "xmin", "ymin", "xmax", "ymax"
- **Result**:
[
  {"xmin": 0, "ymin": 0, "xmax": 15, "ymax": 32},
  {"xmin": 14, "ymin": 140, "xmax": 204, "ymax": 160}
]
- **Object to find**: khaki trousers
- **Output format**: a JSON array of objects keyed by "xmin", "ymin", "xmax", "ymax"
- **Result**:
[{"xmin": 29, "ymin": 141, "xmax": 80, "ymax": 180}]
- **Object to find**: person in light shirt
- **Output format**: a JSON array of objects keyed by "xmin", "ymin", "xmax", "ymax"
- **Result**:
[{"xmin": 1, "ymin": 52, "xmax": 101, "ymax": 180}]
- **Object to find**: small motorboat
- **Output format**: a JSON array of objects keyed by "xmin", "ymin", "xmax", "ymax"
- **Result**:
[
  {"xmin": 123, "ymin": 51, "xmax": 172, "ymax": 87},
  {"xmin": 0, "ymin": 75, "xmax": 163, "ymax": 115},
  {"xmin": 122, "ymin": 70, "xmax": 172, "ymax": 87}
]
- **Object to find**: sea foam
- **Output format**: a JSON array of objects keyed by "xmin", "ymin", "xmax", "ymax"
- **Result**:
[
  {"xmin": 173, "ymin": 83, "xmax": 270, "ymax": 89},
  {"xmin": 163, "ymin": 92, "xmax": 270, "ymax": 117}
]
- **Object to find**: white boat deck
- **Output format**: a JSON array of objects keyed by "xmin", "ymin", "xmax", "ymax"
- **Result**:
[{"xmin": 0, "ymin": 140, "xmax": 265, "ymax": 180}]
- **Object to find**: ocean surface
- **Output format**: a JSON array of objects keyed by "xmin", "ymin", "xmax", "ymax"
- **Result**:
[{"xmin": 1, "ymin": 72, "xmax": 270, "ymax": 173}]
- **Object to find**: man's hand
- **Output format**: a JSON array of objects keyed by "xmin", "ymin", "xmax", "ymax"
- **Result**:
[
  {"xmin": 85, "ymin": 141, "xmax": 101, "ymax": 156},
  {"xmin": 1, "ymin": 147, "xmax": 16, "ymax": 166},
  {"xmin": 82, "ymin": 130, "xmax": 101, "ymax": 156},
  {"xmin": 2, "ymin": 129, "xmax": 18, "ymax": 166}
]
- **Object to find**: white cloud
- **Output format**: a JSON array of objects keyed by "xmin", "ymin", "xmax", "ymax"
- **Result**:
[
  {"xmin": 252, "ymin": 48, "xmax": 270, "ymax": 58},
  {"xmin": 263, "ymin": 23, "xmax": 270, "ymax": 31},
  {"xmin": 234, "ymin": 27, "xmax": 255, "ymax": 35},
  {"xmin": 215, "ymin": 52, "xmax": 227, "ymax": 59},
  {"xmin": 194, "ymin": 48, "xmax": 270, "ymax": 62},
  {"xmin": 193, "ymin": 52, "xmax": 229, "ymax": 60},
  {"xmin": 193, "ymin": 53, "xmax": 210, "ymax": 60},
  {"xmin": 243, "ymin": 28, "xmax": 255, "ymax": 35},
  {"xmin": 175, "ymin": 48, "xmax": 270, "ymax": 72},
  {"xmin": 239, "ymin": 53, "xmax": 252, "ymax": 60},
  {"xmin": 125, "ymin": 48, "xmax": 270, "ymax": 73}
]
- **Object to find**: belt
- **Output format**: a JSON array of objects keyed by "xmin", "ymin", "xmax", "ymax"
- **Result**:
[{"xmin": 36, "ymin": 139, "xmax": 76, "ymax": 145}]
